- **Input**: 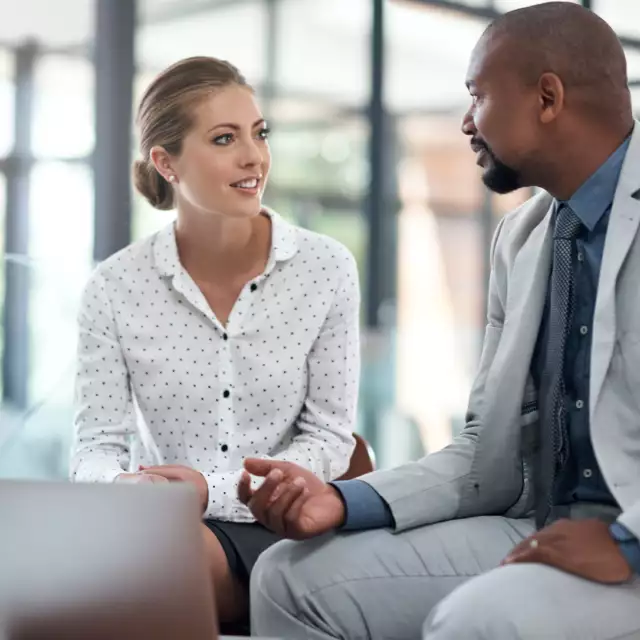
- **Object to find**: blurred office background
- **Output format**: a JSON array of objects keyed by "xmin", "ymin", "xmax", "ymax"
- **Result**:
[{"xmin": 0, "ymin": 0, "xmax": 639, "ymax": 479}]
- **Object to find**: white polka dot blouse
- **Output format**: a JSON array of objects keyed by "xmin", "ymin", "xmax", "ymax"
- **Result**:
[{"xmin": 70, "ymin": 209, "xmax": 360, "ymax": 522}]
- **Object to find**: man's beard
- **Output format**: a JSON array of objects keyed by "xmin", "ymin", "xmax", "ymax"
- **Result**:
[{"xmin": 480, "ymin": 146, "xmax": 523, "ymax": 194}]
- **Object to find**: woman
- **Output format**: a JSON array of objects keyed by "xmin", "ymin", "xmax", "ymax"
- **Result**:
[{"xmin": 70, "ymin": 56, "xmax": 360, "ymax": 627}]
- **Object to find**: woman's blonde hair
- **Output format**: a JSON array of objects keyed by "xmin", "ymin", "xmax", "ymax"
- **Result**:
[{"xmin": 133, "ymin": 56, "xmax": 252, "ymax": 210}]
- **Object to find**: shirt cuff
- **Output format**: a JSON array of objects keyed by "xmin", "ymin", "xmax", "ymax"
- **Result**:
[
  {"xmin": 202, "ymin": 469, "xmax": 253, "ymax": 522},
  {"xmin": 104, "ymin": 467, "xmax": 126, "ymax": 483},
  {"xmin": 330, "ymin": 479, "xmax": 395, "ymax": 531},
  {"xmin": 610, "ymin": 522, "xmax": 640, "ymax": 574}
]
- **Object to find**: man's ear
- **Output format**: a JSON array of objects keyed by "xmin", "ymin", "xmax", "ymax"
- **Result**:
[{"xmin": 538, "ymin": 72, "xmax": 565, "ymax": 124}]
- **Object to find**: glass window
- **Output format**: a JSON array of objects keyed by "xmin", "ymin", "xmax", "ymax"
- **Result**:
[
  {"xmin": 391, "ymin": 115, "xmax": 481, "ymax": 454},
  {"xmin": 132, "ymin": 193, "xmax": 176, "ymax": 241},
  {"xmin": 138, "ymin": 0, "xmax": 239, "ymax": 23},
  {"xmin": 383, "ymin": 2, "xmax": 540, "ymax": 461},
  {"xmin": 28, "ymin": 162, "xmax": 94, "ymax": 400},
  {"xmin": 386, "ymin": 2, "xmax": 488, "ymax": 113},
  {"xmin": 264, "ymin": 103, "xmax": 368, "ymax": 349},
  {"xmin": 32, "ymin": 55, "xmax": 95, "ymax": 159},
  {"xmin": 0, "ymin": 170, "xmax": 6, "ymax": 289},
  {"xmin": 133, "ymin": 70, "xmax": 158, "ymax": 108},
  {"xmin": 455, "ymin": 0, "xmax": 493, "ymax": 7},
  {"xmin": 136, "ymin": 1, "xmax": 267, "ymax": 86},
  {"xmin": 0, "ymin": 171, "xmax": 6, "ymax": 400},
  {"xmin": 267, "ymin": 96, "xmax": 345, "ymax": 126},
  {"xmin": 382, "ymin": 3, "xmax": 493, "ymax": 460},
  {"xmin": 275, "ymin": 0, "xmax": 370, "ymax": 107},
  {"xmin": 631, "ymin": 86, "xmax": 640, "ymax": 115},
  {"xmin": 0, "ymin": 0, "xmax": 93, "ymax": 49},
  {"xmin": 493, "ymin": 0, "xmax": 578, "ymax": 11},
  {"xmin": 625, "ymin": 48, "xmax": 640, "ymax": 83},
  {"xmin": 268, "ymin": 118, "xmax": 368, "ymax": 199},
  {"xmin": 594, "ymin": 0, "xmax": 640, "ymax": 39},
  {"xmin": 0, "ymin": 170, "xmax": 5, "ymax": 245},
  {"xmin": 0, "ymin": 162, "xmax": 92, "ymax": 480},
  {"xmin": 0, "ymin": 49, "xmax": 15, "ymax": 158}
]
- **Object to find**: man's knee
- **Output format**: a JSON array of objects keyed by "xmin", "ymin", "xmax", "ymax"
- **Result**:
[
  {"xmin": 252, "ymin": 533, "xmax": 392, "ymax": 638},
  {"xmin": 251, "ymin": 537, "xmax": 345, "ymax": 636},
  {"xmin": 252, "ymin": 530, "xmax": 373, "ymax": 611},
  {"xmin": 423, "ymin": 565, "xmax": 545, "ymax": 640},
  {"xmin": 252, "ymin": 539, "xmax": 300, "ymax": 610}
]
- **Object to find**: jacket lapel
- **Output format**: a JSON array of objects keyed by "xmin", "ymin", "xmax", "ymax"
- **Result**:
[{"xmin": 591, "ymin": 125, "xmax": 640, "ymax": 414}]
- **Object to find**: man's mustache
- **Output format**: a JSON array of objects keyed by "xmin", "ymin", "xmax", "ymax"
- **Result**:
[{"xmin": 470, "ymin": 138, "xmax": 488, "ymax": 154}]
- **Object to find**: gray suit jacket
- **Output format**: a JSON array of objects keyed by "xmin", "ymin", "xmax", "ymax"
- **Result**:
[{"xmin": 364, "ymin": 123, "xmax": 640, "ymax": 540}]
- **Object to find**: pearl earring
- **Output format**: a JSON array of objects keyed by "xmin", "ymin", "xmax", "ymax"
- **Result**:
[{"xmin": 168, "ymin": 175, "xmax": 176, "ymax": 183}]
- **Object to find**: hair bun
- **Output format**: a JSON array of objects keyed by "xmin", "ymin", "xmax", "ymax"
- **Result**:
[{"xmin": 132, "ymin": 160, "xmax": 174, "ymax": 211}]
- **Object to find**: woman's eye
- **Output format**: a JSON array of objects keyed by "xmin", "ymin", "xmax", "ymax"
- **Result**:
[
  {"xmin": 213, "ymin": 133, "xmax": 233, "ymax": 145},
  {"xmin": 257, "ymin": 127, "xmax": 271, "ymax": 140}
]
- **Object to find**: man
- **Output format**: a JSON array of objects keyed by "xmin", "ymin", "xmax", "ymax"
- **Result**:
[{"xmin": 239, "ymin": 3, "xmax": 640, "ymax": 638}]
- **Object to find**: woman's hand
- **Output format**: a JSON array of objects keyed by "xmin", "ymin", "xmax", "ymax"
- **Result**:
[
  {"xmin": 115, "ymin": 472, "xmax": 169, "ymax": 484},
  {"xmin": 139, "ymin": 465, "xmax": 209, "ymax": 514}
]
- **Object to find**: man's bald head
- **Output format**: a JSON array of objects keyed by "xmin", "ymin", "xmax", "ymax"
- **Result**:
[
  {"xmin": 462, "ymin": 2, "xmax": 634, "ymax": 197},
  {"xmin": 481, "ymin": 2, "xmax": 630, "ymax": 116}
]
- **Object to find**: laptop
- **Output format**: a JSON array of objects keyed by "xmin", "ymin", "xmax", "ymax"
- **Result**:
[{"xmin": 0, "ymin": 481, "xmax": 218, "ymax": 639}]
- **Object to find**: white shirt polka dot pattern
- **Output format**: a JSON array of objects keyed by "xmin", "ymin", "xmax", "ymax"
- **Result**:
[{"xmin": 70, "ymin": 209, "xmax": 360, "ymax": 522}]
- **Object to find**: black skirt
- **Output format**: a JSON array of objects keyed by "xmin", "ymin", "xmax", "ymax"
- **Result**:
[{"xmin": 202, "ymin": 519, "xmax": 283, "ymax": 584}]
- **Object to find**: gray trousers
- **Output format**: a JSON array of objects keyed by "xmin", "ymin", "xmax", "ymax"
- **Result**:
[{"xmin": 250, "ymin": 515, "xmax": 640, "ymax": 639}]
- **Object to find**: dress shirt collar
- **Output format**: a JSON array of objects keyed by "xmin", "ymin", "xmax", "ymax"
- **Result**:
[{"xmin": 153, "ymin": 207, "xmax": 299, "ymax": 278}]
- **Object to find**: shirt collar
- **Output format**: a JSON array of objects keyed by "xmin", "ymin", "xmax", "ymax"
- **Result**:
[
  {"xmin": 557, "ymin": 136, "xmax": 631, "ymax": 231},
  {"xmin": 152, "ymin": 207, "xmax": 299, "ymax": 278}
]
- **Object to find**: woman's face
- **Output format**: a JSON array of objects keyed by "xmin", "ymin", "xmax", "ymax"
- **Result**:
[{"xmin": 166, "ymin": 85, "xmax": 271, "ymax": 219}]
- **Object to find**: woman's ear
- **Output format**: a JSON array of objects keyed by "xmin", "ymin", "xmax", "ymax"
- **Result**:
[{"xmin": 150, "ymin": 146, "xmax": 177, "ymax": 183}]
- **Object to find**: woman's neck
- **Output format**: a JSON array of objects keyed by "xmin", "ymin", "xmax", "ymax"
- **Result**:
[{"xmin": 174, "ymin": 208, "xmax": 271, "ymax": 283}]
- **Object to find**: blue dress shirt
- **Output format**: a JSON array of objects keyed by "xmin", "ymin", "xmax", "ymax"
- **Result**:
[
  {"xmin": 532, "ymin": 138, "xmax": 629, "ymax": 507},
  {"xmin": 331, "ymin": 478, "xmax": 394, "ymax": 530}
]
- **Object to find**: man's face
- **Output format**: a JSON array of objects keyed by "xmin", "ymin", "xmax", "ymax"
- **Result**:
[{"xmin": 461, "ymin": 35, "xmax": 541, "ymax": 194}]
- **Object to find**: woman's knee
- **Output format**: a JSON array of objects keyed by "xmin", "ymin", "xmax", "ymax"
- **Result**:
[
  {"xmin": 200, "ymin": 524, "xmax": 228, "ymax": 567},
  {"xmin": 200, "ymin": 524, "xmax": 248, "ymax": 622}
]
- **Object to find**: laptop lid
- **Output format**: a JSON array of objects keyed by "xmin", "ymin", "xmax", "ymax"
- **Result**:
[{"xmin": 0, "ymin": 481, "xmax": 217, "ymax": 639}]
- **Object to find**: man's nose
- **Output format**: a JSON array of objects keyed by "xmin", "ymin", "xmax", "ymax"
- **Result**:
[{"xmin": 461, "ymin": 108, "xmax": 476, "ymax": 137}]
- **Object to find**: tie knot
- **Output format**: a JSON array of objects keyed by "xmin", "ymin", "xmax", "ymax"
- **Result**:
[{"xmin": 554, "ymin": 205, "xmax": 582, "ymax": 240}]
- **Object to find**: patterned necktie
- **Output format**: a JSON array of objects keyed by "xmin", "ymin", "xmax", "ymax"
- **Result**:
[{"xmin": 534, "ymin": 204, "xmax": 582, "ymax": 529}]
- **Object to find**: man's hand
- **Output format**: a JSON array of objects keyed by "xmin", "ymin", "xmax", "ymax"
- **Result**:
[
  {"xmin": 237, "ymin": 459, "xmax": 346, "ymax": 540},
  {"xmin": 502, "ymin": 518, "xmax": 633, "ymax": 584},
  {"xmin": 139, "ymin": 465, "xmax": 209, "ymax": 514}
]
